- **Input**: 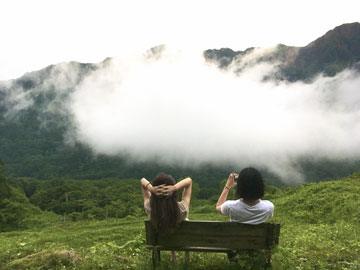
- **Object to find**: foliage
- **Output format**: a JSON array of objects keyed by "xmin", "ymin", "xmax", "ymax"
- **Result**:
[
  {"xmin": 6, "ymin": 249, "xmax": 83, "ymax": 270},
  {"xmin": 0, "ymin": 158, "xmax": 60, "ymax": 232},
  {"xmin": 27, "ymin": 178, "xmax": 144, "ymax": 220},
  {"xmin": 271, "ymin": 172, "xmax": 360, "ymax": 224},
  {"xmin": 0, "ymin": 185, "xmax": 60, "ymax": 232},
  {"xmin": 1, "ymin": 173, "xmax": 360, "ymax": 269},
  {"xmin": 0, "ymin": 159, "xmax": 10, "ymax": 199}
]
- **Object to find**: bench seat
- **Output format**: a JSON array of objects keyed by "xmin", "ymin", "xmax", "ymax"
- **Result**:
[{"xmin": 145, "ymin": 220, "xmax": 280, "ymax": 269}]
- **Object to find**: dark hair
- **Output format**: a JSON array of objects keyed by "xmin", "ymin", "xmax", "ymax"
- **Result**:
[
  {"xmin": 150, "ymin": 172, "xmax": 180, "ymax": 234},
  {"xmin": 236, "ymin": 167, "xmax": 264, "ymax": 200}
]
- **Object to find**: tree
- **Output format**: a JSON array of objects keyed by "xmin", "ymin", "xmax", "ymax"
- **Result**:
[
  {"xmin": 0, "ymin": 158, "xmax": 44, "ymax": 231},
  {"xmin": 0, "ymin": 158, "xmax": 10, "ymax": 199}
]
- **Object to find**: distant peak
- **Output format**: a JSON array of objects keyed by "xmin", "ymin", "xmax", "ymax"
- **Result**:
[{"xmin": 307, "ymin": 22, "xmax": 360, "ymax": 48}]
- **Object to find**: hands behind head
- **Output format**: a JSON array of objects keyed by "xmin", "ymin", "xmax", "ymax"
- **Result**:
[{"xmin": 152, "ymin": 184, "xmax": 175, "ymax": 197}]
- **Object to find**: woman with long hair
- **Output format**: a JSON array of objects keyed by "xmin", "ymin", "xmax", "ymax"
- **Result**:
[{"xmin": 140, "ymin": 172, "xmax": 192, "ymax": 261}]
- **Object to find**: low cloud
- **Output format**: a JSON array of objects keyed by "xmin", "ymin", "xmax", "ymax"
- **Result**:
[{"xmin": 66, "ymin": 47, "xmax": 360, "ymax": 183}]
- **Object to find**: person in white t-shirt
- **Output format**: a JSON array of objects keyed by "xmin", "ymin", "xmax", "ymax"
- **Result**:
[
  {"xmin": 216, "ymin": 167, "xmax": 274, "ymax": 261},
  {"xmin": 216, "ymin": 167, "xmax": 274, "ymax": 224}
]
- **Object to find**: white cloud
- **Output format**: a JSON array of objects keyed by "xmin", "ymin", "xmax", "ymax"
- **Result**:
[{"xmin": 67, "ymin": 47, "xmax": 360, "ymax": 183}]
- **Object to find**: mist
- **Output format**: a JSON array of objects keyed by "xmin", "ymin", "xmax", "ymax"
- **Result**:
[{"xmin": 61, "ymin": 47, "xmax": 360, "ymax": 183}]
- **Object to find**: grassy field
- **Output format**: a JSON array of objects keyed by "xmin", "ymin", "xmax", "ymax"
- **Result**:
[{"xmin": 1, "ymin": 174, "xmax": 360, "ymax": 270}]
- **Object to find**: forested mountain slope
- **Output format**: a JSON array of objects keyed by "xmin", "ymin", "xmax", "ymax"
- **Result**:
[{"xmin": 1, "ymin": 23, "xmax": 360, "ymax": 185}]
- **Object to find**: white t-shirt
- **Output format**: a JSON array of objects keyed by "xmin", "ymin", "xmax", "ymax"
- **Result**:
[{"xmin": 220, "ymin": 199, "xmax": 274, "ymax": 224}]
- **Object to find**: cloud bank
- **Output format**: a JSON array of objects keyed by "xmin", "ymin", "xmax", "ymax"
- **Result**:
[{"xmin": 65, "ymin": 47, "xmax": 360, "ymax": 183}]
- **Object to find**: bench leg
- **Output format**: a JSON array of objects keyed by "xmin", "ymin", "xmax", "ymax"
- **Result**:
[
  {"xmin": 264, "ymin": 249, "xmax": 272, "ymax": 269},
  {"xmin": 152, "ymin": 247, "xmax": 161, "ymax": 270},
  {"xmin": 152, "ymin": 248, "xmax": 157, "ymax": 270}
]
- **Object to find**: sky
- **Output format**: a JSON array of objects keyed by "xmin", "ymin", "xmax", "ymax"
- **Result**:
[
  {"xmin": 0, "ymin": 0, "xmax": 359, "ymax": 80},
  {"xmin": 2, "ymin": 0, "xmax": 360, "ymax": 183}
]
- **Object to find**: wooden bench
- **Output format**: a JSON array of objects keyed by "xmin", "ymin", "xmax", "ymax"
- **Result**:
[{"xmin": 145, "ymin": 220, "xmax": 280, "ymax": 269}]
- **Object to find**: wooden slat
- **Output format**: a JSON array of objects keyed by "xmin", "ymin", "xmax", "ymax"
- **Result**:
[
  {"xmin": 179, "ymin": 221, "xmax": 268, "ymax": 235},
  {"xmin": 144, "ymin": 220, "xmax": 280, "ymax": 250},
  {"xmin": 146, "ymin": 220, "xmax": 269, "ymax": 237},
  {"xmin": 146, "ymin": 245, "xmax": 236, "ymax": 252},
  {"xmin": 155, "ymin": 228, "xmax": 268, "ymax": 249}
]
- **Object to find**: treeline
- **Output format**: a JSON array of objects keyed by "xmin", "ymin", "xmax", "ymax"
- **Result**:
[
  {"xmin": 11, "ymin": 177, "xmax": 144, "ymax": 221},
  {"xmin": 1, "ymin": 157, "xmax": 238, "ymax": 231},
  {"xmin": 1, "ymin": 104, "xmax": 360, "ymax": 186},
  {"xmin": 0, "ymin": 107, "xmax": 237, "ymax": 185},
  {"xmin": 5, "ymin": 175, "xmax": 225, "ymax": 223},
  {"xmin": 0, "ymin": 160, "xmax": 58, "ymax": 232},
  {"xmin": 2, "ymin": 154, "xmax": 360, "ymax": 234}
]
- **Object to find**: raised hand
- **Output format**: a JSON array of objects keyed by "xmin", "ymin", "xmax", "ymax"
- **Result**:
[{"xmin": 226, "ymin": 172, "xmax": 237, "ymax": 189}]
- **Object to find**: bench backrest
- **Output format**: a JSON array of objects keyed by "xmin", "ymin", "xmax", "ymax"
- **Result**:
[{"xmin": 145, "ymin": 220, "xmax": 280, "ymax": 251}]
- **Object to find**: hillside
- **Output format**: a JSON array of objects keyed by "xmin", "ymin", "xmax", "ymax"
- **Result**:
[
  {"xmin": 0, "ymin": 172, "xmax": 359, "ymax": 269},
  {"xmin": 0, "ymin": 161, "xmax": 58, "ymax": 232}
]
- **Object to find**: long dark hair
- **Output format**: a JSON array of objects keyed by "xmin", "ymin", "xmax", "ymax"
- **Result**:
[{"xmin": 150, "ymin": 173, "xmax": 180, "ymax": 234}]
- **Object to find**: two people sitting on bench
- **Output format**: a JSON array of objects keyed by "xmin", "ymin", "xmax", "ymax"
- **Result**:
[
  {"xmin": 140, "ymin": 167, "xmax": 274, "ymax": 262},
  {"xmin": 140, "ymin": 173, "xmax": 192, "ymax": 262},
  {"xmin": 216, "ymin": 167, "xmax": 274, "ymax": 224}
]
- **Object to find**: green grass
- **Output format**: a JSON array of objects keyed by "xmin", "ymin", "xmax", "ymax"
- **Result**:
[{"xmin": 1, "ymin": 174, "xmax": 360, "ymax": 270}]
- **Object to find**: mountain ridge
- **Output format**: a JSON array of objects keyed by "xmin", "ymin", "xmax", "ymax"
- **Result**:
[
  {"xmin": 204, "ymin": 22, "xmax": 360, "ymax": 81},
  {"xmin": 1, "ymin": 23, "xmax": 360, "ymax": 184}
]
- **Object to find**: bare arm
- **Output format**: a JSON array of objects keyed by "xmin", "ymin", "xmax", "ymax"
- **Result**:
[
  {"xmin": 178, "ymin": 177, "xmax": 192, "ymax": 206},
  {"xmin": 140, "ymin": 178, "xmax": 154, "ymax": 204},
  {"xmin": 216, "ymin": 173, "xmax": 236, "ymax": 214}
]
